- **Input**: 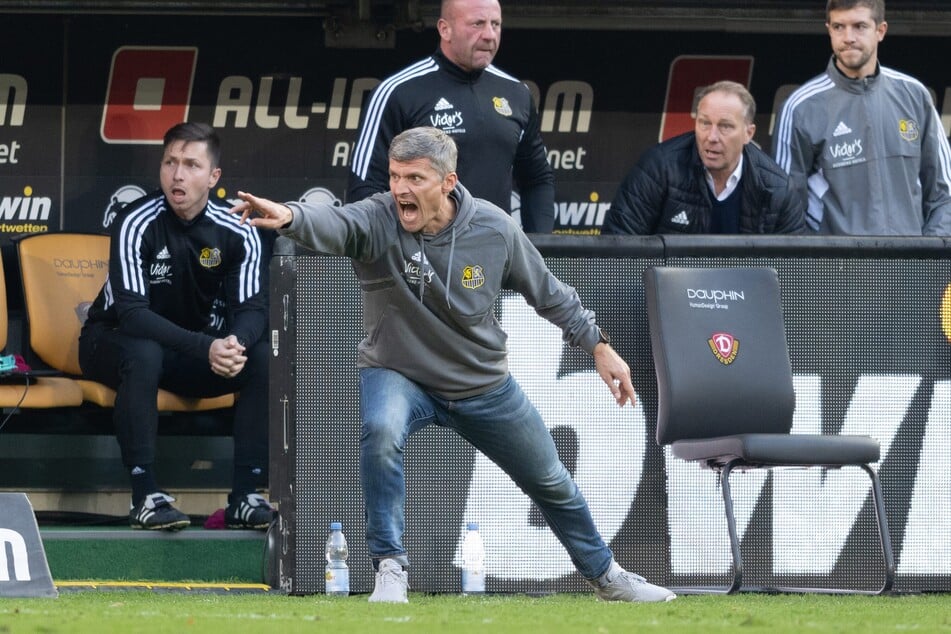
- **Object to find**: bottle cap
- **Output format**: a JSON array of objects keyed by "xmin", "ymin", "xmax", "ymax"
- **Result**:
[
  {"xmin": 330, "ymin": 521, "xmax": 342, "ymax": 530},
  {"xmin": 467, "ymin": 521, "xmax": 479, "ymax": 531}
]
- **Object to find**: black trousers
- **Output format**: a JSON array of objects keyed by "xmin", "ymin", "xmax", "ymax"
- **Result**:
[{"xmin": 78, "ymin": 324, "xmax": 269, "ymax": 472}]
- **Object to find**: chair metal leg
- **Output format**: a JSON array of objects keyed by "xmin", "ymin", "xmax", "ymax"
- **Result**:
[
  {"xmin": 860, "ymin": 464, "xmax": 896, "ymax": 594},
  {"xmin": 719, "ymin": 459, "xmax": 744, "ymax": 594},
  {"xmin": 668, "ymin": 458, "xmax": 745, "ymax": 595},
  {"xmin": 673, "ymin": 460, "xmax": 892, "ymax": 595}
]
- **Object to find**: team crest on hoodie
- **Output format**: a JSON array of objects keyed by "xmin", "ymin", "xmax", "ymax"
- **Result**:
[
  {"xmin": 492, "ymin": 97, "xmax": 512, "ymax": 116},
  {"xmin": 461, "ymin": 265, "xmax": 485, "ymax": 289}
]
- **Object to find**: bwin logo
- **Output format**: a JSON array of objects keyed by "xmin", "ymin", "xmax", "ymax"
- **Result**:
[
  {"xmin": 0, "ymin": 528, "xmax": 30, "ymax": 581},
  {"xmin": 0, "ymin": 189, "xmax": 52, "ymax": 221}
]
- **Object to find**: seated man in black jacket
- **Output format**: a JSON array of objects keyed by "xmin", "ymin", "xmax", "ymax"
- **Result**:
[
  {"xmin": 601, "ymin": 81, "xmax": 804, "ymax": 235},
  {"xmin": 79, "ymin": 122, "xmax": 275, "ymax": 531}
]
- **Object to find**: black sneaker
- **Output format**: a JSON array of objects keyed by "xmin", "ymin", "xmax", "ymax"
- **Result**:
[
  {"xmin": 225, "ymin": 493, "xmax": 277, "ymax": 530},
  {"xmin": 129, "ymin": 492, "xmax": 191, "ymax": 531}
]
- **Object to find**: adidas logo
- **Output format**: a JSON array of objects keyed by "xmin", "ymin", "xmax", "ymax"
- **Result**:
[
  {"xmin": 411, "ymin": 251, "xmax": 429, "ymax": 264},
  {"xmin": 434, "ymin": 97, "xmax": 454, "ymax": 111},
  {"xmin": 156, "ymin": 246, "xmax": 171, "ymax": 260},
  {"xmin": 130, "ymin": 466, "xmax": 146, "ymax": 475},
  {"xmin": 671, "ymin": 211, "xmax": 690, "ymax": 226},
  {"xmin": 833, "ymin": 121, "xmax": 852, "ymax": 137}
]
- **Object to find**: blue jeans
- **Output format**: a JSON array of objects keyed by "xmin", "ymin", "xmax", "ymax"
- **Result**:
[{"xmin": 359, "ymin": 367, "xmax": 613, "ymax": 580}]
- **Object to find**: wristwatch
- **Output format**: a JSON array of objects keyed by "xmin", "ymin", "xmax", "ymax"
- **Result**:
[{"xmin": 596, "ymin": 328, "xmax": 610, "ymax": 345}]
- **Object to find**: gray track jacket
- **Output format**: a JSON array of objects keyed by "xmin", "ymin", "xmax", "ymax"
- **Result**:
[
  {"xmin": 281, "ymin": 184, "xmax": 602, "ymax": 399},
  {"xmin": 773, "ymin": 57, "xmax": 951, "ymax": 236}
]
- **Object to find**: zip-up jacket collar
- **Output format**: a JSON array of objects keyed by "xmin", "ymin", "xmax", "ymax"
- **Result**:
[{"xmin": 827, "ymin": 55, "xmax": 881, "ymax": 94}]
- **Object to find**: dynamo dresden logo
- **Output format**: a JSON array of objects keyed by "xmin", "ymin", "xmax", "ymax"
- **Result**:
[{"xmin": 708, "ymin": 332, "xmax": 739, "ymax": 365}]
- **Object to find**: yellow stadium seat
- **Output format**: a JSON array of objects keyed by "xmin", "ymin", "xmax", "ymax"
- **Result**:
[
  {"xmin": 0, "ymin": 252, "xmax": 83, "ymax": 408},
  {"xmin": 16, "ymin": 232, "xmax": 234, "ymax": 412}
]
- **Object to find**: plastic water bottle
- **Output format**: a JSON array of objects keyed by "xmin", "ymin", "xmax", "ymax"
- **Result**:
[
  {"xmin": 325, "ymin": 521, "xmax": 349, "ymax": 596},
  {"xmin": 461, "ymin": 521, "xmax": 486, "ymax": 594}
]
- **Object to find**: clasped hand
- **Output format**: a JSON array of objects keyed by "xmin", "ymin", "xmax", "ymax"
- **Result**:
[{"xmin": 209, "ymin": 334, "xmax": 246, "ymax": 378}]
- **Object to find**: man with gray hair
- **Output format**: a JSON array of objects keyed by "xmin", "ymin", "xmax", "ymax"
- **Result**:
[
  {"xmin": 773, "ymin": 0, "xmax": 951, "ymax": 235},
  {"xmin": 233, "ymin": 126, "xmax": 675, "ymax": 604},
  {"xmin": 602, "ymin": 81, "xmax": 804, "ymax": 235}
]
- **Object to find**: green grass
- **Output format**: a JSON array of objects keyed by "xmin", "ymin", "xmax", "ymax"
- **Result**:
[{"xmin": 1, "ymin": 592, "xmax": 949, "ymax": 633}]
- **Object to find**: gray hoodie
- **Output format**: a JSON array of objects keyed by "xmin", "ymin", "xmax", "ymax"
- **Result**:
[{"xmin": 282, "ymin": 184, "xmax": 601, "ymax": 399}]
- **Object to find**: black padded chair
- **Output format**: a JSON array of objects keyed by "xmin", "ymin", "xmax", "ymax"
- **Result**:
[{"xmin": 643, "ymin": 266, "xmax": 895, "ymax": 594}]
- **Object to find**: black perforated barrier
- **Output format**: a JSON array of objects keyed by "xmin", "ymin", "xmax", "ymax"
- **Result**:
[{"xmin": 269, "ymin": 235, "xmax": 951, "ymax": 594}]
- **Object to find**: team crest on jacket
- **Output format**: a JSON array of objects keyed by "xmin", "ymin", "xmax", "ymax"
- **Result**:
[
  {"xmin": 461, "ymin": 265, "xmax": 486, "ymax": 289},
  {"xmin": 899, "ymin": 119, "xmax": 919, "ymax": 142},
  {"xmin": 199, "ymin": 247, "xmax": 222, "ymax": 268},
  {"xmin": 492, "ymin": 97, "xmax": 513, "ymax": 116},
  {"xmin": 708, "ymin": 332, "xmax": 739, "ymax": 365}
]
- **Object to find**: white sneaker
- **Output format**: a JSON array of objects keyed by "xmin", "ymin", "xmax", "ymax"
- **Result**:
[
  {"xmin": 368, "ymin": 558, "xmax": 409, "ymax": 603},
  {"xmin": 590, "ymin": 561, "xmax": 676, "ymax": 602}
]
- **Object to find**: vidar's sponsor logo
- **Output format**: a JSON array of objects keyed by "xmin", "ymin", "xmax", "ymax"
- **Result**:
[
  {"xmin": 404, "ymin": 251, "xmax": 433, "ymax": 286},
  {"xmin": 429, "ymin": 97, "xmax": 463, "ymax": 131},
  {"xmin": 829, "ymin": 137, "xmax": 866, "ymax": 168},
  {"xmin": 149, "ymin": 246, "xmax": 172, "ymax": 283},
  {"xmin": 708, "ymin": 332, "xmax": 739, "ymax": 365},
  {"xmin": 431, "ymin": 108, "xmax": 464, "ymax": 132},
  {"xmin": 461, "ymin": 265, "xmax": 485, "ymax": 290}
]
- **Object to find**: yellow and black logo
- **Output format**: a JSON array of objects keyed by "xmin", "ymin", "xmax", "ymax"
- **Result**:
[
  {"xmin": 461, "ymin": 265, "xmax": 485, "ymax": 290},
  {"xmin": 899, "ymin": 119, "xmax": 919, "ymax": 142},
  {"xmin": 199, "ymin": 247, "xmax": 222, "ymax": 268},
  {"xmin": 492, "ymin": 97, "xmax": 512, "ymax": 117}
]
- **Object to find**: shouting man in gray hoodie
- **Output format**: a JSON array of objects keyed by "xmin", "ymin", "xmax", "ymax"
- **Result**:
[{"xmin": 232, "ymin": 126, "xmax": 675, "ymax": 605}]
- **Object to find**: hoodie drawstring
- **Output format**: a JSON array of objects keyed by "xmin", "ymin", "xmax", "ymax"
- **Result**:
[
  {"xmin": 417, "ymin": 235, "xmax": 426, "ymax": 304},
  {"xmin": 416, "ymin": 226, "xmax": 456, "ymax": 309},
  {"xmin": 445, "ymin": 226, "xmax": 456, "ymax": 310}
]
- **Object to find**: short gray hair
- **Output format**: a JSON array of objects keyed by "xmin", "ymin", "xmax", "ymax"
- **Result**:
[
  {"xmin": 695, "ymin": 81, "xmax": 757, "ymax": 124},
  {"xmin": 389, "ymin": 126, "xmax": 458, "ymax": 178}
]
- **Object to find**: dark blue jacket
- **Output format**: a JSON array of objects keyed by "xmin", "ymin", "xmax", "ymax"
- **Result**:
[{"xmin": 601, "ymin": 132, "xmax": 804, "ymax": 235}]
